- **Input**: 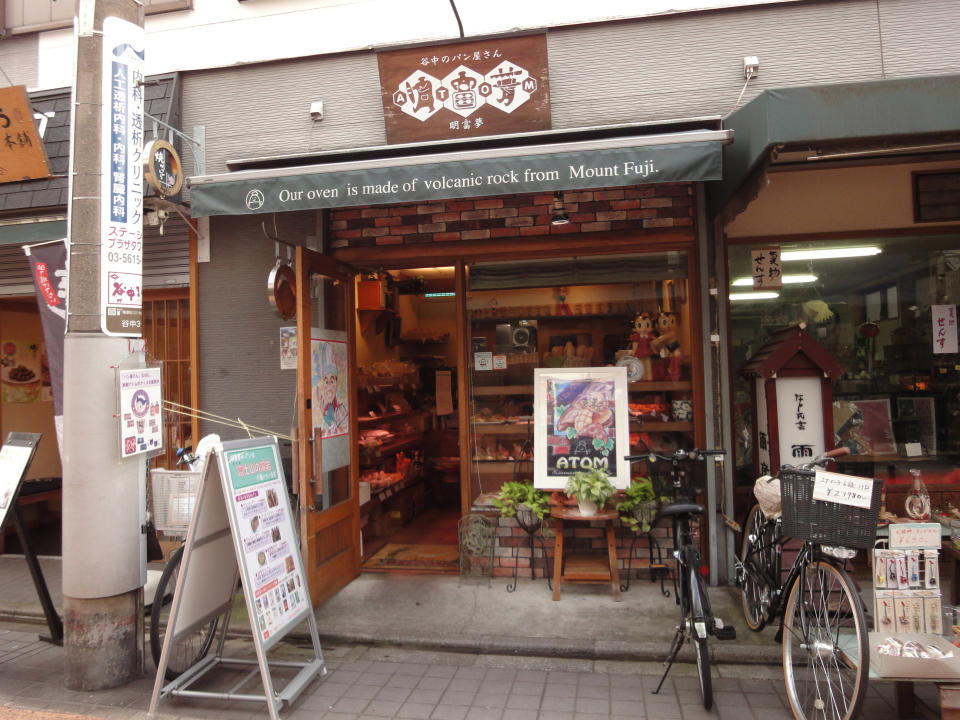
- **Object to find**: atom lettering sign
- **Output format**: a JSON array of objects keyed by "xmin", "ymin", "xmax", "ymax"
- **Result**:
[{"xmin": 378, "ymin": 35, "xmax": 550, "ymax": 144}]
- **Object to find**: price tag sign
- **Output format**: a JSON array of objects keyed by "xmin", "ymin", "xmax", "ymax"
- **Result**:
[
  {"xmin": 812, "ymin": 470, "xmax": 874, "ymax": 509},
  {"xmin": 889, "ymin": 523, "xmax": 942, "ymax": 550},
  {"xmin": 474, "ymin": 352, "xmax": 493, "ymax": 371}
]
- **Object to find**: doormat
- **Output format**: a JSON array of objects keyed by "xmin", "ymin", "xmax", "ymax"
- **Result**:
[{"xmin": 364, "ymin": 543, "xmax": 459, "ymax": 574}]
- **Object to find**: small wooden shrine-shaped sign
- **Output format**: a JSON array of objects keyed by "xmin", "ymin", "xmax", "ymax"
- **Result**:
[{"xmin": 740, "ymin": 325, "xmax": 844, "ymax": 477}]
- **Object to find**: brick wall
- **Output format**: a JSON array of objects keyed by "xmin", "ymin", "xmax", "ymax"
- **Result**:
[{"xmin": 329, "ymin": 184, "xmax": 694, "ymax": 249}]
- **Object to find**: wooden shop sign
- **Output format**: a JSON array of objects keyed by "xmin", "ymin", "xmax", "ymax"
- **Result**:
[
  {"xmin": 0, "ymin": 86, "xmax": 51, "ymax": 183},
  {"xmin": 378, "ymin": 34, "xmax": 550, "ymax": 144}
]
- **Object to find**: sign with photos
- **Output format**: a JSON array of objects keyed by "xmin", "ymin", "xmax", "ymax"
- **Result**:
[
  {"xmin": 378, "ymin": 34, "xmax": 550, "ymax": 144},
  {"xmin": 533, "ymin": 367, "xmax": 630, "ymax": 490}
]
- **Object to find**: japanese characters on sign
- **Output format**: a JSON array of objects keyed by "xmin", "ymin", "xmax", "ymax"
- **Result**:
[
  {"xmin": 751, "ymin": 247, "xmax": 782, "ymax": 290},
  {"xmin": 224, "ymin": 443, "xmax": 307, "ymax": 642},
  {"xmin": 118, "ymin": 366, "xmax": 163, "ymax": 457},
  {"xmin": 100, "ymin": 17, "xmax": 145, "ymax": 336},
  {"xmin": 931, "ymin": 304, "xmax": 958, "ymax": 355},
  {"xmin": 812, "ymin": 469, "xmax": 875, "ymax": 509},
  {"xmin": 378, "ymin": 35, "xmax": 550, "ymax": 144},
  {"xmin": 142, "ymin": 138, "xmax": 182, "ymax": 197},
  {"xmin": 774, "ymin": 376, "xmax": 824, "ymax": 467},
  {"xmin": 889, "ymin": 523, "xmax": 942, "ymax": 550},
  {"xmin": 0, "ymin": 85, "xmax": 51, "ymax": 183}
]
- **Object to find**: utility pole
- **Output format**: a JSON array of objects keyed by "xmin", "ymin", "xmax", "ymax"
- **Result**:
[{"xmin": 63, "ymin": 0, "xmax": 145, "ymax": 689}]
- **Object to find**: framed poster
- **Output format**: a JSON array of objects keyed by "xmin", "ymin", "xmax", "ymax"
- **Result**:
[
  {"xmin": 533, "ymin": 367, "xmax": 630, "ymax": 490},
  {"xmin": 310, "ymin": 330, "xmax": 350, "ymax": 471},
  {"xmin": 833, "ymin": 397, "xmax": 896, "ymax": 456}
]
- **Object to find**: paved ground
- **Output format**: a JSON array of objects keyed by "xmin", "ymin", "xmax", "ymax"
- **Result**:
[{"xmin": 0, "ymin": 619, "xmax": 940, "ymax": 719}]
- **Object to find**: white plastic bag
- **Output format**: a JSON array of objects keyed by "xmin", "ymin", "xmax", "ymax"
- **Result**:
[{"xmin": 753, "ymin": 474, "xmax": 782, "ymax": 520}]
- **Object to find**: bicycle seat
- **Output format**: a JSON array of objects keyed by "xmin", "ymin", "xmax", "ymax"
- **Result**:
[{"xmin": 658, "ymin": 502, "xmax": 705, "ymax": 517}]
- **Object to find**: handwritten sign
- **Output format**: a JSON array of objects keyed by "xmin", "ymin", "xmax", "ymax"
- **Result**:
[
  {"xmin": 0, "ymin": 85, "xmax": 51, "ymax": 183},
  {"xmin": 812, "ymin": 469, "xmax": 874, "ymax": 509},
  {"xmin": 889, "ymin": 523, "xmax": 942, "ymax": 550},
  {"xmin": 751, "ymin": 246, "xmax": 782, "ymax": 290},
  {"xmin": 932, "ymin": 304, "xmax": 958, "ymax": 354}
]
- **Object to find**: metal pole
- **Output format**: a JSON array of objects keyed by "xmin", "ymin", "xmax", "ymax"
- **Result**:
[{"xmin": 62, "ymin": 0, "xmax": 144, "ymax": 690}]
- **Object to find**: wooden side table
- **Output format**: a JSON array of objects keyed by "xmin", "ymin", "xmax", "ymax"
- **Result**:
[{"xmin": 550, "ymin": 505, "xmax": 621, "ymax": 602}]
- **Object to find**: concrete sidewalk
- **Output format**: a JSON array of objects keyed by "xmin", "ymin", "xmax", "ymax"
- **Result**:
[{"xmin": 0, "ymin": 555, "xmax": 781, "ymax": 665}]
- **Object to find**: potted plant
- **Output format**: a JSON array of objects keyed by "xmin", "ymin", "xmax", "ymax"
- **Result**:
[
  {"xmin": 616, "ymin": 476, "xmax": 665, "ymax": 532},
  {"xmin": 493, "ymin": 480, "xmax": 550, "ymax": 528},
  {"xmin": 564, "ymin": 467, "xmax": 616, "ymax": 517}
]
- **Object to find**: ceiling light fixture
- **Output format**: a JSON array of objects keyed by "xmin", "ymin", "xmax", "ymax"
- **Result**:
[
  {"xmin": 551, "ymin": 192, "xmax": 570, "ymax": 226},
  {"xmin": 731, "ymin": 274, "xmax": 818, "ymax": 287},
  {"xmin": 781, "ymin": 247, "xmax": 881, "ymax": 261},
  {"xmin": 730, "ymin": 292, "xmax": 780, "ymax": 301}
]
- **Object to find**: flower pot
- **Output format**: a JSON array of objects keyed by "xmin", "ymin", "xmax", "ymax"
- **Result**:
[
  {"xmin": 515, "ymin": 503, "xmax": 541, "ymax": 532},
  {"xmin": 578, "ymin": 499, "xmax": 598, "ymax": 516},
  {"xmin": 634, "ymin": 500, "xmax": 660, "ymax": 532}
]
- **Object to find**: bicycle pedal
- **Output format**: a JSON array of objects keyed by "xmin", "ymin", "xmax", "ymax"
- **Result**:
[{"xmin": 714, "ymin": 626, "xmax": 737, "ymax": 640}]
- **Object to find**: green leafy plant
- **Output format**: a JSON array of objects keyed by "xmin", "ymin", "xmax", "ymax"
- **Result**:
[
  {"xmin": 564, "ymin": 467, "xmax": 616, "ymax": 509},
  {"xmin": 493, "ymin": 480, "xmax": 550, "ymax": 521},
  {"xmin": 616, "ymin": 476, "xmax": 667, "ymax": 532}
]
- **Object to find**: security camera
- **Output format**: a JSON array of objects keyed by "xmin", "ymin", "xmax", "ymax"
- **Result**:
[{"xmin": 310, "ymin": 101, "xmax": 324, "ymax": 121}]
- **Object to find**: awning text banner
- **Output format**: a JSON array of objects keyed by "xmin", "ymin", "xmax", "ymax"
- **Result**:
[{"xmin": 189, "ymin": 140, "xmax": 722, "ymax": 218}]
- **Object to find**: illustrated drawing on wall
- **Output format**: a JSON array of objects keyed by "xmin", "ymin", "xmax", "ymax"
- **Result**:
[
  {"xmin": 533, "ymin": 367, "xmax": 630, "ymax": 490},
  {"xmin": 311, "ymin": 336, "xmax": 349, "ymax": 439}
]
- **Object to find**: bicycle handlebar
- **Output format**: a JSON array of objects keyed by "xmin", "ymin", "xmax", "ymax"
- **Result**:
[{"xmin": 624, "ymin": 449, "xmax": 726, "ymax": 464}]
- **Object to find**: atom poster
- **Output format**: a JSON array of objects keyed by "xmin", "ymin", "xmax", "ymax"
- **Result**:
[{"xmin": 533, "ymin": 367, "xmax": 630, "ymax": 490}]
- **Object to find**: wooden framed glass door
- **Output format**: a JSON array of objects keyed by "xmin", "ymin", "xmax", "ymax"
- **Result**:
[{"xmin": 295, "ymin": 247, "xmax": 360, "ymax": 605}]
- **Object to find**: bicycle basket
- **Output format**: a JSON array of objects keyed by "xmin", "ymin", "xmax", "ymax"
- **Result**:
[
  {"xmin": 150, "ymin": 469, "xmax": 201, "ymax": 537},
  {"xmin": 779, "ymin": 468, "xmax": 882, "ymax": 549}
]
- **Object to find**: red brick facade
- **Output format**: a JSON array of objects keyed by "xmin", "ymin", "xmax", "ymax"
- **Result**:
[{"xmin": 329, "ymin": 184, "xmax": 694, "ymax": 248}]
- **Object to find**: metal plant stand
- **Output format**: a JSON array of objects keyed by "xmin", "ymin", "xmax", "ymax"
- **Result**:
[
  {"xmin": 620, "ymin": 502, "xmax": 670, "ymax": 595},
  {"xmin": 506, "ymin": 505, "xmax": 552, "ymax": 592}
]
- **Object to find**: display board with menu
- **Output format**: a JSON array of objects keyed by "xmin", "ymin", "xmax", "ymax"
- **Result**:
[{"xmin": 149, "ymin": 436, "xmax": 325, "ymax": 720}]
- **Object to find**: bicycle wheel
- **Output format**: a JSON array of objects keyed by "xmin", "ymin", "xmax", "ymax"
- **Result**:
[
  {"xmin": 782, "ymin": 558, "xmax": 868, "ymax": 720},
  {"xmin": 688, "ymin": 560, "xmax": 713, "ymax": 710},
  {"xmin": 150, "ymin": 545, "xmax": 218, "ymax": 680},
  {"xmin": 740, "ymin": 503, "xmax": 775, "ymax": 631}
]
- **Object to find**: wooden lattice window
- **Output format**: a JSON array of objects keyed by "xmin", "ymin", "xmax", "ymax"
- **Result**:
[
  {"xmin": 914, "ymin": 171, "xmax": 960, "ymax": 223},
  {"xmin": 142, "ymin": 291, "xmax": 191, "ymax": 469}
]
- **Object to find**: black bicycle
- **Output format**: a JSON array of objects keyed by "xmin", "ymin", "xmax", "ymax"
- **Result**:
[
  {"xmin": 737, "ymin": 447, "xmax": 875, "ymax": 720},
  {"xmin": 625, "ymin": 448, "xmax": 735, "ymax": 710}
]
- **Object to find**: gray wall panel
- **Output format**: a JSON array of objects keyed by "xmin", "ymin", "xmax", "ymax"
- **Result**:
[
  {"xmin": 197, "ymin": 212, "xmax": 317, "ymax": 442},
  {"xmin": 182, "ymin": 0, "xmax": 960, "ymax": 179},
  {"xmin": 0, "ymin": 33, "xmax": 38, "ymax": 88},
  {"xmin": 878, "ymin": 0, "xmax": 960, "ymax": 78}
]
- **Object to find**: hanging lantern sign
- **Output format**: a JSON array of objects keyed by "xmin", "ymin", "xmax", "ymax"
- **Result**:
[{"xmin": 143, "ymin": 139, "xmax": 183, "ymax": 197}]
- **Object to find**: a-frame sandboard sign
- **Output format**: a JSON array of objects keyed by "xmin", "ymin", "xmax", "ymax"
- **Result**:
[
  {"xmin": 0, "ymin": 432, "xmax": 62, "ymax": 645},
  {"xmin": 149, "ymin": 436, "xmax": 325, "ymax": 719}
]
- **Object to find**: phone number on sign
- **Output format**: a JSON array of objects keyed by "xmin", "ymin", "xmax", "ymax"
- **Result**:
[{"xmin": 106, "ymin": 252, "xmax": 142, "ymax": 265}]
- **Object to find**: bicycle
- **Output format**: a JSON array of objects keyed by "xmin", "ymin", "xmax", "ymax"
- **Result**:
[
  {"xmin": 737, "ymin": 447, "xmax": 880, "ymax": 720},
  {"xmin": 625, "ymin": 448, "xmax": 735, "ymax": 710},
  {"xmin": 148, "ymin": 435, "xmax": 222, "ymax": 680}
]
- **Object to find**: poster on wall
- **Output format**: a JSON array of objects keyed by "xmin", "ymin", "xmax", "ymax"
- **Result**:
[
  {"xmin": 311, "ymin": 330, "xmax": 350, "ymax": 471},
  {"xmin": 118, "ymin": 366, "xmax": 163, "ymax": 457},
  {"xmin": 533, "ymin": 367, "xmax": 630, "ymax": 490},
  {"xmin": 0, "ymin": 340, "xmax": 47, "ymax": 405},
  {"xmin": 833, "ymin": 397, "xmax": 896, "ymax": 456},
  {"xmin": 279, "ymin": 327, "xmax": 297, "ymax": 370}
]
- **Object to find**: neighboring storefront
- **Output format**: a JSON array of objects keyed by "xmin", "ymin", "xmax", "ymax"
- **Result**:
[
  {"xmin": 0, "ymin": 75, "xmax": 194, "ymax": 551},
  {"xmin": 712, "ymin": 75, "xmax": 960, "ymax": 527}
]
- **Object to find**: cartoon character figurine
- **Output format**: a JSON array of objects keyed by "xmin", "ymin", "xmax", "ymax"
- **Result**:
[
  {"xmin": 651, "ymin": 311, "xmax": 683, "ymax": 381},
  {"xmin": 627, "ymin": 312, "xmax": 655, "ymax": 381}
]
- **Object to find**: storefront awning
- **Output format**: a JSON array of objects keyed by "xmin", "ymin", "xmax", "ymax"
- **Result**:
[
  {"xmin": 710, "ymin": 74, "xmax": 960, "ymax": 220},
  {"xmin": 189, "ymin": 129, "xmax": 732, "ymax": 218},
  {"xmin": 0, "ymin": 218, "xmax": 67, "ymax": 247}
]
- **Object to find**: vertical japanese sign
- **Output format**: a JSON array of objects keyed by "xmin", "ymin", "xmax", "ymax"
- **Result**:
[
  {"xmin": 751, "ymin": 247, "xmax": 782, "ymax": 290},
  {"xmin": 932, "ymin": 305, "xmax": 958, "ymax": 354},
  {"xmin": 0, "ymin": 85, "xmax": 51, "ymax": 183},
  {"xmin": 118, "ymin": 366, "xmax": 163, "ymax": 457},
  {"xmin": 100, "ymin": 17, "xmax": 145, "ymax": 336},
  {"xmin": 775, "ymin": 377, "xmax": 825, "ymax": 465}
]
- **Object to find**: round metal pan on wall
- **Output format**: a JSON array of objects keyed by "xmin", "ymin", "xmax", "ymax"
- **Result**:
[{"xmin": 268, "ymin": 261, "xmax": 297, "ymax": 320}]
